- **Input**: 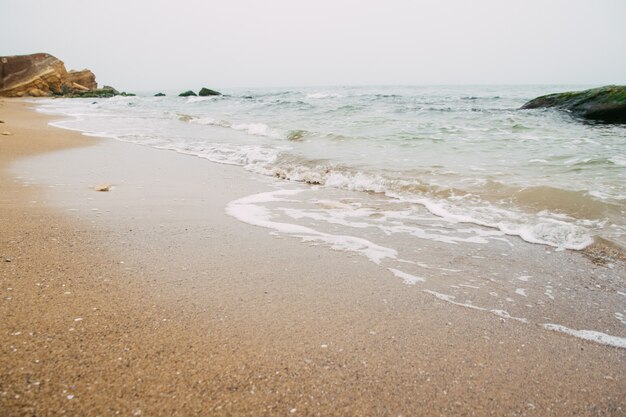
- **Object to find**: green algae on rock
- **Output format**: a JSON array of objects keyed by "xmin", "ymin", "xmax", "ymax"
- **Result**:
[{"xmin": 521, "ymin": 85, "xmax": 626, "ymax": 123}]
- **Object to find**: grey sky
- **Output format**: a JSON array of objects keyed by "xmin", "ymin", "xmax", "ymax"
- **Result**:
[{"xmin": 2, "ymin": 0, "xmax": 625, "ymax": 91}]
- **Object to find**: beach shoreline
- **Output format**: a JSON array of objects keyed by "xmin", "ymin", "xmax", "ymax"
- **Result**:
[{"xmin": 1, "ymin": 98, "xmax": 625, "ymax": 416}]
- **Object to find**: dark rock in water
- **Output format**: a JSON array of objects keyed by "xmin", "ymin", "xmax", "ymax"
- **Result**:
[
  {"xmin": 102, "ymin": 85, "xmax": 119, "ymax": 95},
  {"xmin": 154, "ymin": 92, "xmax": 166, "ymax": 97},
  {"xmin": 179, "ymin": 90, "xmax": 197, "ymax": 97},
  {"xmin": 198, "ymin": 87, "xmax": 221, "ymax": 96},
  {"xmin": 521, "ymin": 85, "xmax": 626, "ymax": 123},
  {"xmin": 70, "ymin": 86, "xmax": 120, "ymax": 98}
]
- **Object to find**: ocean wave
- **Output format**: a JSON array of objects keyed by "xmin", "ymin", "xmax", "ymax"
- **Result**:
[
  {"xmin": 267, "ymin": 99, "xmax": 313, "ymax": 109},
  {"xmin": 32, "ymin": 92, "xmax": 624, "ymax": 251},
  {"xmin": 157, "ymin": 141, "xmax": 279, "ymax": 167},
  {"xmin": 406, "ymin": 195, "xmax": 594, "ymax": 250},
  {"xmin": 609, "ymin": 156, "xmax": 626, "ymax": 166},
  {"xmin": 186, "ymin": 96, "xmax": 218, "ymax": 103},
  {"xmin": 306, "ymin": 92, "xmax": 343, "ymax": 99},
  {"xmin": 189, "ymin": 117, "xmax": 232, "ymax": 128},
  {"xmin": 232, "ymin": 122, "xmax": 280, "ymax": 138},
  {"xmin": 246, "ymin": 157, "xmax": 597, "ymax": 250}
]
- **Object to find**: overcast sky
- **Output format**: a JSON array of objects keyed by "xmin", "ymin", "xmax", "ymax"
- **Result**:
[{"xmin": 2, "ymin": 0, "xmax": 625, "ymax": 91}]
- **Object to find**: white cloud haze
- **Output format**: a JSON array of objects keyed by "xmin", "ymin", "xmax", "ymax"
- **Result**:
[{"xmin": 1, "ymin": 0, "xmax": 625, "ymax": 91}]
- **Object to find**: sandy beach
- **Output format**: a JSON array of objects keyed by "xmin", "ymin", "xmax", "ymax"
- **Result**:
[{"xmin": 1, "ymin": 99, "xmax": 625, "ymax": 416}]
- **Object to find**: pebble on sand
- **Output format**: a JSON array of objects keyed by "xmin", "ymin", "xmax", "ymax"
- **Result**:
[{"xmin": 94, "ymin": 183, "xmax": 111, "ymax": 192}]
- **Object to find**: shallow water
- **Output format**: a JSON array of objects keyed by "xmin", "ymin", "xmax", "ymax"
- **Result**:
[
  {"xmin": 15, "ymin": 119, "xmax": 626, "ymax": 349},
  {"xmin": 36, "ymin": 85, "xmax": 626, "ymax": 249}
]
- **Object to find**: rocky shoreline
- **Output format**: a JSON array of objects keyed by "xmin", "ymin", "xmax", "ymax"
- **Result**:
[
  {"xmin": 0, "ymin": 53, "xmax": 221, "ymax": 99},
  {"xmin": 0, "ymin": 53, "xmax": 100, "ymax": 97}
]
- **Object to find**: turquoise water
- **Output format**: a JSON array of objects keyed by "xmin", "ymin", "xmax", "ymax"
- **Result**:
[{"xmin": 36, "ymin": 85, "xmax": 626, "ymax": 249}]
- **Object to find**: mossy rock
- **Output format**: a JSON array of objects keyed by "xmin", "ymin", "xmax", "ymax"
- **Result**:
[
  {"xmin": 179, "ymin": 90, "xmax": 197, "ymax": 97},
  {"xmin": 67, "ymin": 88, "xmax": 116, "ymax": 98},
  {"xmin": 521, "ymin": 85, "xmax": 626, "ymax": 123},
  {"xmin": 198, "ymin": 87, "xmax": 221, "ymax": 96},
  {"xmin": 64, "ymin": 85, "xmax": 121, "ymax": 98}
]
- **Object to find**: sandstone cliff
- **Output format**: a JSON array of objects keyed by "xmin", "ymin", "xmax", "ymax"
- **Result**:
[{"xmin": 0, "ymin": 53, "xmax": 98, "ymax": 97}]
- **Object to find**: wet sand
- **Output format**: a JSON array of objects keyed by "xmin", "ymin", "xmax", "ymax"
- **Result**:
[{"xmin": 1, "ymin": 99, "xmax": 625, "ymax": 416}]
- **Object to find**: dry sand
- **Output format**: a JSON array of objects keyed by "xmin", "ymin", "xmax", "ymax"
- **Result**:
[{"xmin": 1, "ymin": 99, "xmax": 625, "ymax": 416}]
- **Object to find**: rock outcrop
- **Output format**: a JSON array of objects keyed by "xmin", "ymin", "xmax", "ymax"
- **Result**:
[
  {"xmin": 521, "ymin": 85, "xmax": 626, "ymax": 123},
  {"xmin": 67, "ymin": 69, "xmax": 97, "ymax": 91},
  {"xmin": 0, "ymin": 53, "xmax": 100, "ymax": 97},
  {"xmin": 199, "ymin": 87, "xmax": 221, "ymax": 96},
  {"xmin": 179, "ymin": 90, "xmax": 197, "ymax": 97}
]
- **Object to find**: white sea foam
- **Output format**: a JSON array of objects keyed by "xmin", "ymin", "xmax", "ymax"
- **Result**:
[
  {"xmin": 388, "ymin": 268, "xmax": 425, "ymax": 285},
  {"xmin": 278, "ymin": 204, "xmax": 500, "ymax": 246},
  {"xmin": 542, "ymin": 324, "xmax": 626, "ymax": 349},
  {"xmin": 232, "ymin": 122, "xmax": 278, "ymax": 137},
  {"xmin": 306, "ymin": 92, "xmax": 343, "ymax": 99},
  {"xmin": 609, "ymin": 155, "xmax": 626, "ymax": 166},
  {"xmin": 186, "ymin": 96, "xmax": 217, "ymax": 103},
  {"xmin": 323, "ymin": 171, "xmax": 388, "ymax": 193},
  {"xmin": 423, "ymin": 290, "xmax": 528, "ymax": 323},
  {"xmin": 189, "ymin": 117, "xmax": 232, "ymax": 128},
  {"xmin": 405, "ymin": 196, "xmax": 593, "ymax": 250},
  {"xmin": 226, "ymin": 189, "xmax": 397, "ymax": 265},
  {"xmin": 281, "ymin": 208, "xmax": 371, "ymax": 229},
  {"xmin": 458, "ymin": 283, "xmax": 480, "ymax": 289},
  {"xmin": 416, "ymin": 262, "xmax": 462, "ymax": 273}
]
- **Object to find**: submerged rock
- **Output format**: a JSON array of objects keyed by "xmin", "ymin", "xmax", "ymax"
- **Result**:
[
  {"xmin": 521, "ymin": 85, "xmax": 626, "ymax": 123},
  {"xmin": 154, "ymin": 92, "xmax": 166, "ymax": 97},
  {"xmin": 179, "ymin": 90, "xmax": 197, "ymax": 97},
  {"xmin": 198, "ymin": 87, "xmax": 221, "ymax": 96}
]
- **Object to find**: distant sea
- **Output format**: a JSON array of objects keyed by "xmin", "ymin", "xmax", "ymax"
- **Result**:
[{"xmin": 36, "ymin": 85, "xmax": 626, "ymax": 251}]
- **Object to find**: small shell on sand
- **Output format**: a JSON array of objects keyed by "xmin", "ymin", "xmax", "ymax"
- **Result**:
[
  {"xmin": 1, "ymin": 131, "xmax": 12, "ymax": 135},
  {"xmin": 94, "ymin": 183, "xmax": 112, "ymax": 192}
]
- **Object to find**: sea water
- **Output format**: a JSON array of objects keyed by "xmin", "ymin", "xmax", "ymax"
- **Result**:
[
  {"xmin": 36, "ymin": 85, "xmax": 625, "ymax": 250},
  {"xmin": 33, "ymin": 85, "xmax": 626, "ymax": 348}
]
